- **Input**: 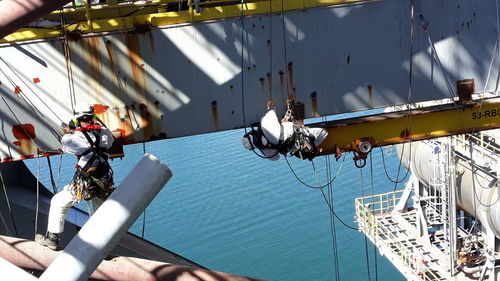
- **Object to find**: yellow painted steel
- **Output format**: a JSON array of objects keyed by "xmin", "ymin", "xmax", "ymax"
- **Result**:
[
  {"xmin": 1, "ymin": 17, "xmax": 134, "ymax": 43},
  {"xmin": 315, "ymin": 97, "xmax": 500, "ymax": 155},
  {"xmin": 2, "ymin": 0, "xmax": 374, "ymax": 43}
]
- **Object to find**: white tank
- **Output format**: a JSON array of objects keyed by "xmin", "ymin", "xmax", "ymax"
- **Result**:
[{"xmin": 398, "ymin": 141, "xmax": 500, "ymax": 238}]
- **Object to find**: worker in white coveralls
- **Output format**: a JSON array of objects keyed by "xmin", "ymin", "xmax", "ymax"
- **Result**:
[
  {"xmin": 242, "ymin": 108, "xmax": 328, "ymax": 160},
  {"xmin": 35, "ymin": 105, "xmax": 115, "ymax": 250}
]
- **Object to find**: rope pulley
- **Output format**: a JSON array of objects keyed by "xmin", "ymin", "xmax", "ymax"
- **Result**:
[{"xmin": 350, "ymin": 137, "xmax": 376, "ymax": 168}]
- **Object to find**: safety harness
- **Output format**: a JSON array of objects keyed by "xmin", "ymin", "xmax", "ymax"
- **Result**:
[
  {"xmin": 71, "ymin": 125, "xmax": 114, "ymax": 201},
  {"xmin": 245, "ymin": 121, "xmax": 317, "ymax": 159}
]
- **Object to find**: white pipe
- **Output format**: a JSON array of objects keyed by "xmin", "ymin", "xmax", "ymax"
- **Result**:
[
  {"xmin": 398, "ymin": 141, "xmax": 500, "ymax": 238},
  {"xmin": 0, "ymin": 257, "xmax": 38, "ymax": 281},
  {"xmin": 40, "ymin": 153, "xmax": 172, "ymax": 281}
]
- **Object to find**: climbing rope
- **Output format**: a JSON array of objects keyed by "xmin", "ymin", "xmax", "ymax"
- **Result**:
[
  {"xmin": 61, "ymin": 14, "xmax": 77, "ymax": 113},
  {"xmin": 310, "ymin": 160, "xmax": 358, "ymax": 231},
  {"xmin": 237, "ymin": 0, "xmax": 280, "ymax": 160},
  {"xmin": 34, "ymin": 151, "xmax": 41, "ymax": 237},
  {"xmin": 1, "ymin": 97, "xmax": 38, "ymax": 149},
  {"xmin": 0, "ymin": 169, "xmax": 18, "ymax": 236},
  {"xmin": 369, "ymin": 153, "xmax": 379, "ymax": 281},
  {"xmin": 141, "ymin": 142, "xmax": 147, "ymax": 238},
  {"xmin": 285, "ymin": 154, "xmax": 346, "ymax": 189},
  {"xmin": 280, "ymin": 0, "xmax": 290, "ymax": 98},
  {"xmin": 0, "ymin": 63, "xmax": 63, "ymax": 144},
  {"xmin": 359, "ymin": 167, "xmax": 372, "ymax": 281},
  {"xmin": 0, "ymin": 57, "xmax": 65, "ymax": 127},
  {"xmin": 267, "ymin": 0, "xmax": 274, "ymax": 103},
  {"xmin": 380, "ymin": 147, "xmax": 410, "ymax": 184},
  {"xmin": 325, "ymin": 154, "xmax": 341, "ymax": 281},
  {"xmin": 47, "ymin": 156, "xmax": 59, "ymax": 194},
  {"xmin": 467, "ymin": 0, "xmax": 500, "ymax": 211}
]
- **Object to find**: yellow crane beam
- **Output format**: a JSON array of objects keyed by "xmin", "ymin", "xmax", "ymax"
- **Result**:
[{"xmin": 312, "ymin": 97, "xmax": 500, "ymax": 158}]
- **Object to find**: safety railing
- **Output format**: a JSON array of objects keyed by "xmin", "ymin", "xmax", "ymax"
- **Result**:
[
  {"xmin": 453, "ymin": 131, "xmax": 500, "ymax": 167},
  {"xmin": 355, "ymin": 190, "xmax": 444, "ymax": 281}
]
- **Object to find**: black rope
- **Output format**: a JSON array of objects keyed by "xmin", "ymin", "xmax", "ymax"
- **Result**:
[
  {"xmin": 47, "ymin": 156, "xmax": 58, "ymax": 194},
  {"xmin": 141, "ymin": 141, "xmax": 147, "ymax": 238},
  {"xmin": 0, "ymin": 168, "xmax": 18, "ymax": 237},
  {"xmin": 285, "ymin": 155, "xmax": 345, "ymax": 189},
  {"xmin": 369, "ymin": 153, "xmax": 378, "ymax": 281},
  {"xmin": 468, "ymin": 138, "xmax": 500, "ymax": 208},
  {"xmin": 0, "ymin": 57, "xmax": 65, "ymax": 126},
  {"xmin": 360, "ymin": 168, "xmax": 372, "ymax": 281},
  {"xmin": 61, "ymin": 14, "xmax": 76, "ymax": 113},
  {"xmin": 309, "ymin": 161, "xmax": 358, "ymax": 231},
  {"xmin": 280, "ymin": 0, "xmax": 290, "ymax": 98},
  {"xmin": 0, "ymin": 66, "xmax": 63, "ymax": 143},
  {"xmin": 319, "ymin": 187, "xmax": 358, "ymax": 231},
  {"xmin": 56, "ymin": 154, "xmax": 63, "ymax": 193},
  {"xmin": 240, "ymin": 0, "xmax": 247, "ymax": 132},
  {"xmin": 2, "ymin": 97, "xmax": 38, "ymax": 148},
  {"xmin": 466, "ymin": 0, "xmax": 500, "ymax": 211},
  {"xmin": 35, "ymin": 153, "xmax": 41, "ymax": 237},
  {"xmin": 380, "ymin": 147, "xmax": 410, "ymax": 184},
  {"xmin": 325, "ymin": 154, "xmax": 341, "ymax": 281},
  {"xmin": 268, "ymin": 0, "xmax": 273, "ymax": 102}
]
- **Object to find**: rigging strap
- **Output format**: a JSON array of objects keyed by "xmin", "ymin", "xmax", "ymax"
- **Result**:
[{"xmin": 71, "ymin": 128, "xmax": 114, "ymax": 202}]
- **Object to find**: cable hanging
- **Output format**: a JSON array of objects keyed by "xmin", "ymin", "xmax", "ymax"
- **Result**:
[
  {"xmin": 359, "ymin": 167, "xmax": 372, "ymax": 281},
  {"xmin": 0, "ymin": 169, "xmax": 18, "ymax": 237},
  {"xmin": 369, "ymin": 153, "xmax": 379, "ymax": 281},
  {"xmin": 285, "ymin": 154, "xmax": 346, "ymax": 189},
  {"xmin": 324, "ymin": 152, "xmax": 341, "ymax": 281},
  {"xmin": 380, "ymin": 147, "xmax": 410, "ymax": 184},
  {"xmin": 310, "ymin": 159, "xmax": 358, "ymax": 231}
]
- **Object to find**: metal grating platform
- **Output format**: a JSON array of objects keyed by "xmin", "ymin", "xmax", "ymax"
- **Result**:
[{"xmin": 355, "ymin": 191, "xmax": 472, "ymax": 281}]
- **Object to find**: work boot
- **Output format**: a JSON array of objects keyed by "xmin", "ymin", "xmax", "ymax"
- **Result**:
[{"xmin": 35, "ymin": 232, "xmax": 59, "ymax": 250}]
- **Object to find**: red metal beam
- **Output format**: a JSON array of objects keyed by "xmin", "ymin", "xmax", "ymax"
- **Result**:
[
  {"xmin": 0, "ymin": 235, "xmax": 266, "ymax": 281},
  {"xmin": 0, "ymin": 0, "xmax": 71, "ymax": 39}
]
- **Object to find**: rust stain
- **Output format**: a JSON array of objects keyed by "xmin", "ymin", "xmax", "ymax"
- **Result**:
[
  {"xmin": 12, "ymin": 124, "xmax": 35, "ymax": 156},
  {"xmin": 139, "ymin": 103, "xmax": 153, "ymax": 140},
  {"xmin": 123, "ymin": 105, "xmax": 135, "ymax": 143},
  {"xmin": 14, "ymin": 86, "xmax": 21, "ymax": 94},
  {"xmin": 211, "ymin": 100, "xmax": 219, "ymax": 130},
  {"xmin": 151, "ymin": 100, "xmax": 163, "ymax": 139},
  {"xmin": 259, "ymin": 77, "xmax": 265, "ymax": 91},
  {"xmin": 287, "ymin": 62, "xmax": 294, "ymax": 94},
  {"xmin": 125, "ymin": 33, "xmax": 148, "ymax": 100},
  {"xmin": 104, "ymin": 39, "xmax": 121, "ymax": 98},
  {"xmin": 367, "ymin": 84, "xmax": 373, "ymax": 106},
  {"xmin": 104, "ymin": 40, "xmax": 116, "ymax": 65},
  {"xmin": 400, "ymin": 128, "xmax": 410, "ymax": 140},
  {"xmin": 33, "ymin": 78, "xmax": 40, "ymax": 83},
  {"xmin": 266, "ymin": 72, "xmax": 272, "ymax": 92},
  {"xmin": 148, "ymin": 32, "xmax": 156, "ymax": 53},
  {"xmin": 311, "ymin": 91, "xmax": 319, "ymax": 117},
  {"xmin": 279, "ymin": 70, "xmax": 284, "ymax": 88},
  {"xmin": 85, "ymin": 37, "xmax": 104, "ymax": 103}
]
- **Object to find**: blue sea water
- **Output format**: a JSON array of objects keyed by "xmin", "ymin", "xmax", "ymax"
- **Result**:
[{"xmin": 26, "ymin": 128, "xmax": 407, "ymax": 281}]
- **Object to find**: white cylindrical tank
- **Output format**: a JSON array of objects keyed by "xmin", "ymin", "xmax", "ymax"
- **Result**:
[{"xmin": 398, "ymin": 141, "xmax": 500, "ymax": 238}]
